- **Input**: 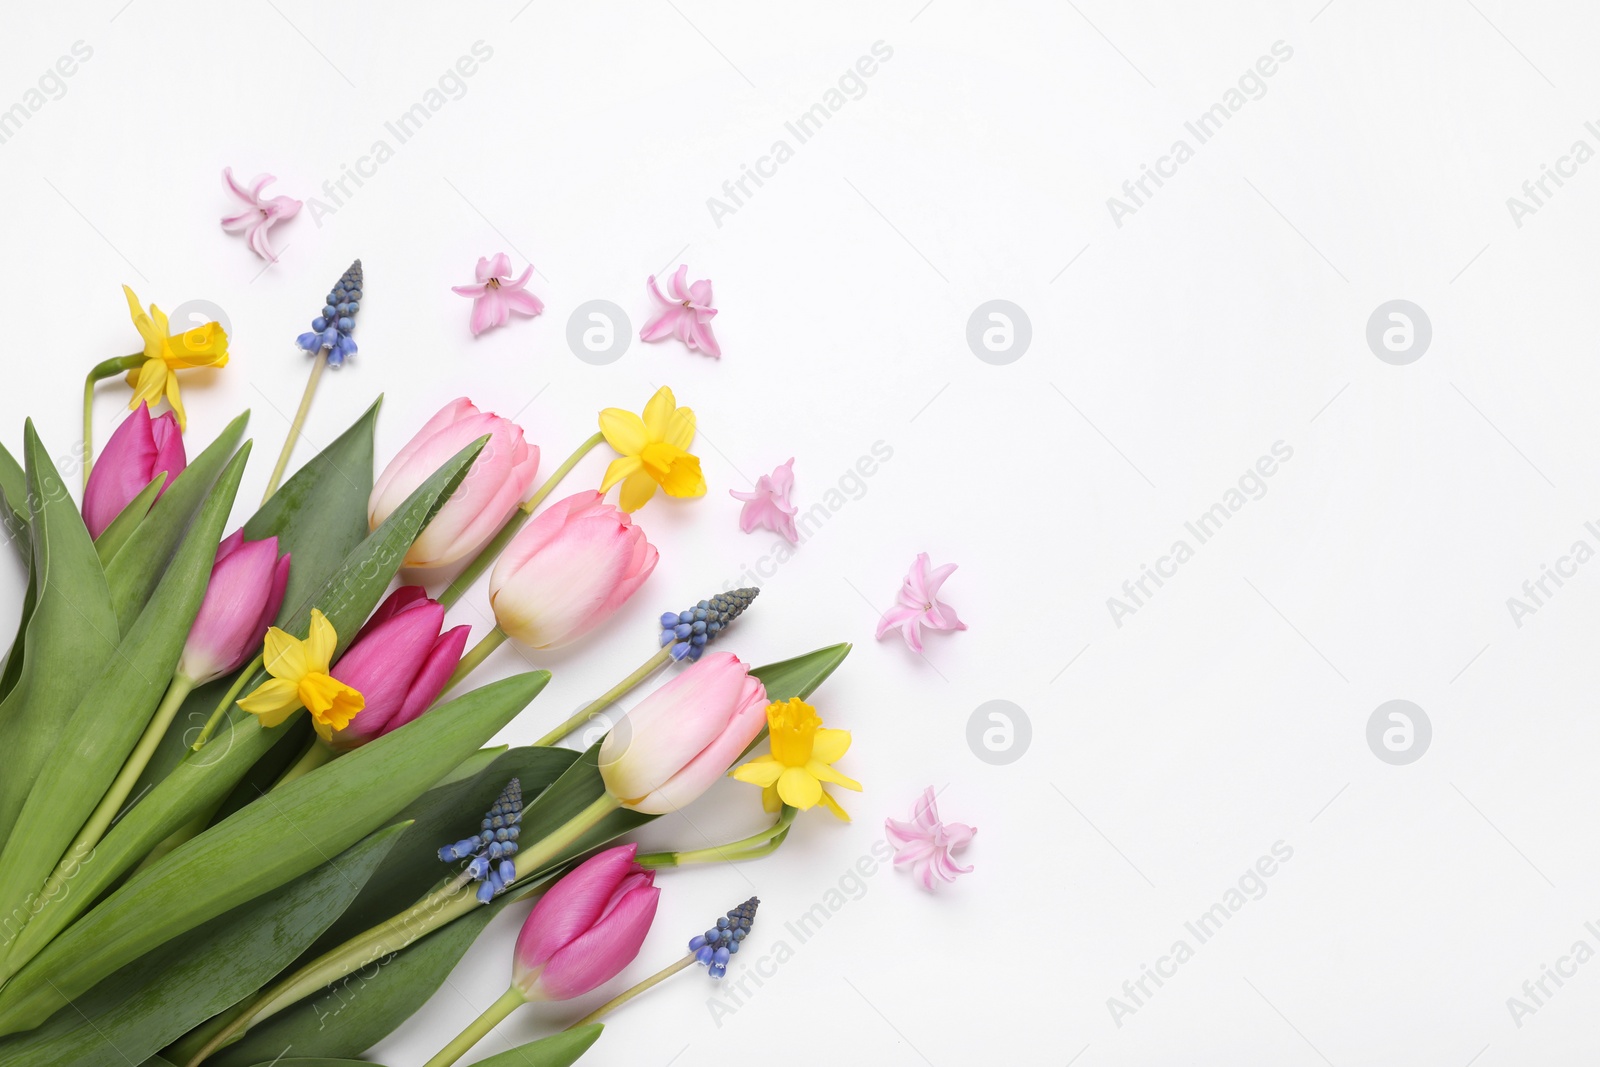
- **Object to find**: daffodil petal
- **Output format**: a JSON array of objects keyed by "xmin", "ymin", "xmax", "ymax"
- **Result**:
[
  {"xmin": 817, "ymin": 788, "xmax": 852, "ymax": 821},
  {"xmin": 618, "ymin": 469, "xmax": 657, "ymax": 513},
  {"xmin": 776, "ymin": 766, "xmax": 823, "ymax": 809},
  {"xmin": 807, "ymin": 759, "xmax": 862, "ymax": 791},
  {"xmin": 128, "ymin": 359, "xmax": 166, "ymax": 411},
  {"xmin": 810, "ymin": 728, "xmax": 852, "ymax": 764},
  {"xmin": 761, "ymin": 784, "xmax": 783, "ymax": 813},
  {"xmin": 642, "ymin": 387, "xmax": 676, "ymax": 440},
  {"xmin": 665, "ymin": 406, "xmax": 696, "ymax": 450},
  {"xmin": 261, "ymin": 626, "xmax": 310, "ymax": 681},
  {"xmin": 305, "ymin": 609, "xmax": 338, "ymax": 672},
  {"xmin": 164, "ymin": 372, "xmax": 187, "ymax": 431},
  {"xmin": 237, "ymin": 678, "xmax": 301, "ymax": 724},
  {"xmin": 599, "ymin": 455, "xmax": 641, "ymax": 493},
  {"xmin": 658, "ymin": 453, "xmax": 705, "ymax": 499},
  {"xmin": 731, "ymin": 756, "xmax": 783, "ymax": 787},
  {"xmin": 599, "ymin": 408, "xmax": 648, "ymax": 456}
]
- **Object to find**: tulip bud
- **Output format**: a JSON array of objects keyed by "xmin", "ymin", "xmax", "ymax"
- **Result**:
[
  {"xmin": 369, "ymin": 398, "xmax": 539, "ymax": 568},
  {"xmin": 489, "ymin": 491, "xmax": 658, "ymax": 650},
  {"xmin": 325, "ymin": 587, "xmax": 470, "ymax": 750},
  {"xmin": 83, "ymin": 402, "xmax": 186, "ymax": 538},
  {"xmin": 176, "ymin": 530, "xmax": 290, "ymax": 685},
  {"xmin": 598, "ymin": 652, "xmax": 767, "ymax": 814},
  {"xmin": 512, "ymin": 844, "xmax": 659, "ymax": 1001}
]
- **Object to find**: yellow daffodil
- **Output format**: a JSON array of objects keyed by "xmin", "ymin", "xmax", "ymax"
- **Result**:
[
  {"xmin": 731, "ymin": 698, "xmax": 861, "ymax": 820},
  {"xmin": 122, "ymin": 285, "xmax": 230, "ymax": 431},
  {"xmin": 236, "ymin": 609, "xmax": 364, "ymax": 740},
  {"xmin": 598, "ymin": 386, "xmax": 706, "ymax": 512}
]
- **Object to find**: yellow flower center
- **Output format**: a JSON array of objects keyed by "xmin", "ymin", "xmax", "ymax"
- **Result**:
[{"xmin": 767, "ymin": 698, "xmax": 821, "ymax": 767}]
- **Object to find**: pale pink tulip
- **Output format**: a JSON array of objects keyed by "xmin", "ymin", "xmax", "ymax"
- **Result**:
[
  {"xmin": 874, "ymin": 552, "xmax": 967, "ymax": 654},
  {"xmin": 489, "ymin": 491, "xmax": 657, "ymax": 650},
  {"xmin": 369, "ymin": 398, "xmax": 539, "ymax": 568},
  {"xmin": 730, "ymin": 457, "xmax": 798, "ymax": 544},
  {"xmin": 220, "ymin": 167, "xmax": 302, "ymax": 262},
  {"xmin": 326, "ymin": 587, "xmax": 470, "ymax": 750},
  {"xmin": 83, "ymin": 403, "xmax": 186, "ymax": 539},
  {"xmin": 452, "ymin": 253, "xmax": 544, "ymax": 336},
  {"xmin": 640, "ymin": 264, "xmax": 720, "ymax": 357},
  {"xmin": 176, "ymin": 530, "xmax": 291, "ymax": 684},
  {"xmin": 598, "ymin": 651, "xmax": 767, "ymax": 814},
  {"xmin": 512, "ymin": 845, "xmax": 660, "ymax": 1001},
  {"xmin": 886, "ymin": 787, "xmax": 976, "ymax": 890}
]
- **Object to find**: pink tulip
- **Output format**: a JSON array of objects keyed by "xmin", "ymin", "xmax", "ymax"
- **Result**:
[
  {"xmin": 598, "ymin": 652, "xmax": 767, "ymax": 814},
  {"xmin": 176, "ymin": 530, "xmax": 291, "ymax": 685},
  {"xmin": 83, "ymin": 403, "xmax": 186, "ymax": 539},
  {"xmin": 511, "ymin": 844, "xmax": 660, "ymax": 1001},
  {"xmin": 326, "ymin": 587, "xmax": 470, "ymax": 751},
  {"xmin": 489, "ymin": 491, "xmax": 658, "ymax": 650},
  {"xmin": 369, "ymin": 398, "xmax": 539, "ymax": 568}
]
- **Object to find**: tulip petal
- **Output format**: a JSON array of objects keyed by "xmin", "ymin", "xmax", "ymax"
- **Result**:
[{"xmin": 537, "ymin": 883, "xmax": 660, "ymax": 1000}]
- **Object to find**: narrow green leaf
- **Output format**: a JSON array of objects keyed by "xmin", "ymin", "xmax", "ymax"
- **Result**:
[
  {"xmin": 0, "ymin": 565, "xmax": 36, "ymax": 705},
  {"xmin": 0, "ymin": 424, "xmax": 119, "ymax": 858},
  {"xmin": 0, "ymin": 670, "xmax": 550, "ymax": 1035},
  {"xmin": 1, "ymin": 437, "xmax": 491, "ymax": 966},
  {"xmin": 0, "ymin": 439, "xmax": 28, "ymax": 562},
  {"xmin": 0, "ymin": 443, "xmax": 249, "ymax": 972},
  {"xmin": 471, "ymin": 1027, "xmax": 605, "ymax": 1067},
  {"xmin": 243, "ymin": 397, "xmax": 378, "ymax": 624},
  {"xmin": 0, "ymin": 825, "xmax": 406, "ymax": 1067},
  {"xmin": 92, "ymin": 475, "xmax": 165, "ymax": 566},
  {"xmin": 104, "ymin": 411, "xmax": 249, "ymax": 633}
]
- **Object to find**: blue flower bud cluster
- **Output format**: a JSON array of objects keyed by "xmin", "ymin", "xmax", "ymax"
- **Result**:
[
  {"xmin": 438, "ymin": 778, "xmax": 523, "ymax": 903},
  {"xmin": 296, "ymin": 259, "xmax": 363, "ymax": 366},
  {"xmin": 658, "ymin": 587, "xmax": 758, "ymax": 662},
  {"xmin": 688, "ymin": 896, "xmax": 759, "ymax": 979}
]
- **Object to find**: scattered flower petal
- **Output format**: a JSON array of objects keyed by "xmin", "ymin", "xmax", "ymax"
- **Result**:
[
  {"xmin": 452, "ymin": 252, "xmax": 545, "ymax": 336},
  {"xmin": 874, "ymin": 552, "xmax": 967, "ymax": 654},
  {"xmin": 885, "ymin": 787, "xmax": 975, "ymax": 890},
  {"xmin": 220, "ymin": 168, "xmax": 302, "ymax": 262},
  {"xmin": 640, "ymin": 264, "xmax": 720, "ymax": 358},
  {"xmin": 730, "ymin": 458, "xmax": 798, "ymax": 544}
]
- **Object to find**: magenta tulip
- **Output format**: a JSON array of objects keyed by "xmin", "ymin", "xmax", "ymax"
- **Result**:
[
  {"xmin": 176, "ymin": 530, "xmax": 290, "ymax": 685},
  {"xmin": 326, "ymin": 587, "xmax": 470, "ymax": 750},
  {"xmin": 598, "ymin": 652, "xmax": 768, "ymax": 814},
  {"xmin": 489, "ymin": 491, "xmax": 658, "ymax": 650},
  {"xmin": 369, "ymin": 398, "xmax": 539, "ymax": 568},
  {"xmin": 83, "ymin": 403, "xmax": 185, "ymax": 538},
  {"xmin": 511, "ymin": 844, "xmax": 660, "ymax": 1001}
]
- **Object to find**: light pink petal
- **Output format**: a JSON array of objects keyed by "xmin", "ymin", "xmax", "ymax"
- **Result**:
[
  {"xmin": 644, "ymin": 273, "xmax": 671, "ymax": 308},
  {"xmin": 246, "ymin": 220, "xmax": 280, "ymax": 262},
  {"xmin": 503, "ymin": 287, "xmax": 545, "ymax": 317},
  {"xmin": 639, "ymin": 307, "xmax": 681, "ymax": 342},
  {"xmin": 486, "ymin": 252, "xmax": 513, "ymax": 280},
  {"xmin": 912, "ymin": 787, "xmax": 941, "ymax": 831},
  {"xmin": 369, "ymin": 398, "xmax": 481, "ymax": 522},
  {"xmin": 452, "ymin": 282, "xmax": 489, "ymax": 298},
  {"xmin": 688, "ymin": 278, "xmax": 713, "ymax": 306},
  {"xmin": 469, "ymin": 293, "xmax": 504, "ymax": 336},
  {"xmin": 666, "ymin": 264, "xmax": 690, "ymax": 301},
  {"xmin": 920, "ymin": 560, "xmax": 959, "ymax": 602},
  {"xmin": 689, "ymin": 318, "xmax": 721, "ymax": 358},
  {"xmin": 220, "ymin": 210, "xmax": 257, "ymax": 232},
  {"xmin": 770, "ymin": 459, "xmax": 795, "ymax": 498},
  {"xmin": 263, "ymin": 195, "xmax": 302, "ymax": 221},
  {"xmin": 942, "ymin": 822, "xmax": 977, "ymax": 850},
  {"xmin": 503, "ymin": 264, "xmax": 535, "ymax": 290},
  {"xmin": 874, "ymin": 604, "xmax": 921, "ymax": 645},
  {"xmin": 221, "ymin": 167, "xmax": 256, "ymax": 206}
]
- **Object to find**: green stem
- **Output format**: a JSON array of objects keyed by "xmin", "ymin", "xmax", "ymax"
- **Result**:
[
  {"xmin": 534, "ymin": 647, "xmax": 672, "ymax": 748},
  {"xmin": 569, "ymin": 954, "xmax": 695, "ymax": 1029},
  {"xmin": 422, "ymin": 986, "xmax": 527, "ymax": 1067},
  {"xmin": 261, "ymin": 348, "xmax": 328, "ymax": 505},
  {"xmin": 636, "ymin": 807, "xmax": 797, "ymax": 868},
  {"xmin": 272, "ymin": 738, "xmax": 335, "ymax": 788},
  {"xmin": 191, "ymin": 656, "xmax": 261, "ymax": 751},
  {"xmin": 81, "ymin": 353, "xmax": 146, "ymax": 490},
  {"xmin": 68, "ymin": 674, "xmax": 196, "ymax": 858},
  {"xmin": 439, "ymin": 431, "xmax": 606, "ymax": 609},
  {"xmin": 183, "ymin": 792, "xmax": 622, "ymax": 1066},
  {"xmin": 441, "ymin": 626, "xmax": 508, "ymax": 697}
]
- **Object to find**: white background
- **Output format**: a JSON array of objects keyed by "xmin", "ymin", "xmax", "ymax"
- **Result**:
[{"xmin": 3, "ymin": 1, "xmax": 1599, "ymax": 1064}]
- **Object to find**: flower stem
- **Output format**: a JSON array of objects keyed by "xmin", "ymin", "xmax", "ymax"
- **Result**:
[
  {"xmin": 441, "ymin": 625, "xmax": 509, "ymax": 697},
  {"xmin": 568, "ymin": 954, "xmax": 696, "ymax": 1029},
  {"xmin": 261, "ymin": 348, "xmax": 328, "ymax": 505},
  {"xmin": 273, "ymin": 737, "xmax": 335, "ymax": 788},
  {"xmin": 183, "ymin": 792, "xmax": 621, "ymax": 1065},
  {"xmin": 636, "ymin": 807, "xmax": 797, "ymax": 868},
  {"xmin": 191, "ymin": 656, "xmax": 262, "ymax": 751},
  {"xmin": 533, "ymin": 646, "xmax": 672, "ymax": 748},
  {"xmin": 37, "ymin": 674, "xmax": 196, "ymax": 902},
  {"xmin": 81, "ymin": 353, "xmax": 146, "ymax": 490},
  {"xmin": 438, "ymin": 431, "xmax": 605, "ymax": 609},
  {"xmin": 422, "ymin": 986, "xmax": 527, "ymax": 1067}
]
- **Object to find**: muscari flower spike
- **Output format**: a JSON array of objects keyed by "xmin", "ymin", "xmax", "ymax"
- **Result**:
[
  {"xmin": 688, "ymin": 896, "xmax": 759, "ymax": 979},
  {"xmin": 438, "ymin": 778, "xmax": 523, "ymax": 903},
  {"xmin": 296, "ymin": 258, "xmax": 363, "ymax": 367},
  {"xmin": 658, "ymin": 587, "xmax": 758, "ymax": 663}
]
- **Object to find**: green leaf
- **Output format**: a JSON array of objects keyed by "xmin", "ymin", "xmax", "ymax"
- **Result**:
[
  {"xmin": 0, "ymin": 443, "xmax": 249, "ymax": 975},
  {"xmin": 470, "ymin": 1027, "xmax": 605, "ymax": 1067},
  {"xmin": 0, "ymin": 563, "xmax": 36, "ymax": 706},
  {"xmin": 92, "ymin": 475, "xmax": 164, "ymax": 566},
  {"xmin": 0, "ymin": 670, "xmax": 550, "ymax": 1036},
  {"xmin": 104, "ymin": 411, "xmax": 248, "ymax": 634},
  {"xmin": 0, "ymin": 423, "xmax": 119, "ymax": 856},
  {"xmin": 0, "ymin": 439, "xmax": 28, "ymax": 561},
  {"xmin": 1, "ymin": 437, "xmax": 491, "ymax": 968},
  {"xmin": 0, "ymin": 824, "xmax": 406, "ymax": 1067},
  {"xmin": 243, "ymin": 397, "xmax": 378, "ymax": 624}
]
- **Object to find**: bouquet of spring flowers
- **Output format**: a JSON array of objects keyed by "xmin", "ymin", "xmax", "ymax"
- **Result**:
[{"xmin": 0, "ymin": 263, "xmax": 859, "ymax": 1067}]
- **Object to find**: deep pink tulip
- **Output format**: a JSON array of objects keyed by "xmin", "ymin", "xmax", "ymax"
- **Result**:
[
  {"xmin": 83, "ymin": 403, "xmax": 186, "ymax": 539},
  {"xmin": 176, "ymin": 530, "xmax": 291, "ymax": 685},
  {"xmin": 489, "ymin": 491, "xmax": 658, "ymax": 650},
  {"xmin": 598, "ymin": 652, "xmax": 767, "ymax": 814},
  {"xmin": 369, "ymin": 398, "xmax": 539, "ymax": 568},
  {"xmin": 511, "ymin": 844, "xmax": 660, "ymax": 1001},
  {"xmin": 326, "ymin": 587, "xmax": 470, "ymax": 751}
]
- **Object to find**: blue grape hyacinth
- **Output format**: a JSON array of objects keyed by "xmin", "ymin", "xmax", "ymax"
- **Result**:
[
  {"xmin": 296, "ymin": 258, "xmax": 363, "ymax": 366},
  {"xmin": 658, "ymin": 587, "xmax": 758, "ymax": 663},
  {"xmin": 688, "ymin": 896, "xmax": 759, "ymax": 979},
  {"xmin": 438, "ymin": 778, "xmax": 523, "ymax": 903}
]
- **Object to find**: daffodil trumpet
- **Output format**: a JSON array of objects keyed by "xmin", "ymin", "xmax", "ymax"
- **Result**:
[
  {"xmin": 438, "ymin": 430, "xmax": 605, "ymax": 609},
  {"xmin": 80, "ymin": 352, "xmax": 147, "ymax": 489}
]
